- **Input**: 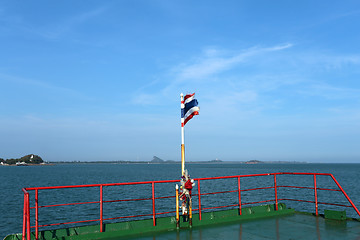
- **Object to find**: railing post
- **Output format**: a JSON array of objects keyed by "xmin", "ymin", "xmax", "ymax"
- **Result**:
[
  {"xmin": 35, "ymin": 189, "xmax": 39, "ymax": 240},
  {"xmin": 26, "ymin": 193, "xmax": 30, "ymax": 240},
  {"xmin": 238, "ymin": 177, "xmax": 242, "ymax": 215},
  {"xmin": 152, "ymin": 182, "xmax": 156, "ymax": 226},
  {"xmin": 274, "ymin": 174, "xmax": 278, "ymax": 210},
  {"xmin": 313, "ymin": 174, "xmax": 318, "ymax": 216},
  {"xmin": 197, "ymin": 179, "xmax": 202, "ymax": 220},
  {"xmin": 100, "ymin": 185, "xmax": 103, "ymax": 232},
  {"xmin": 22, "ymin": 193, "xmax": 27, "ymax": 240}
]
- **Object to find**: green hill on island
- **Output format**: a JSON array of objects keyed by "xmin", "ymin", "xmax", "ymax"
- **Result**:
[{"xmin": 0, "ymin": 154, "xmax": 44, "ymax": 165}]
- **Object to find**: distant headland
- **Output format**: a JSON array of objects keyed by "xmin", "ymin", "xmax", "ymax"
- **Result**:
[{"xmin": 0, "ymin": 154, "xmax": 45, "ymax": 166}]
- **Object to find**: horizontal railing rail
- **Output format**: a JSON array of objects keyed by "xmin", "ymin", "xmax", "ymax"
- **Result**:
[{"xmin": 21, "ymin": 172, "xmax": 360, "ymax": 240}]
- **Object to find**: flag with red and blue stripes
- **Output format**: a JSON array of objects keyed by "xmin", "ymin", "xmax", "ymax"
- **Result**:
[{"xmin": 181, "ymin": 93, "xmax": 200, "ymax": 126}]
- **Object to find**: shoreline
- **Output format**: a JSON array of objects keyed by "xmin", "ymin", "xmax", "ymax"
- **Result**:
[{"xmin": 0, "ymin": 163, "xmax": 54, "ymax": 166}]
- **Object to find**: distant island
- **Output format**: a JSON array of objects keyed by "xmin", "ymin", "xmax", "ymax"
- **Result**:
[
  {"xmin": 150, "ymin": 156, "xmax": 176, "ymax": 163},
  {"xmin": 144, "ymin": 156, "xmax": 227, "ymax": 164},
  {"xmin": 49, "ymin": 156, "xmax": 306, "ymax": 164},
  {"xmin": 148, "ymin": 157, "xmax": 305, "ymax": 164},
  {"xmin": 245, "ymin": 160, "xmax": 262, "ymax": 164},
  {"xmin": 0, "ymin": 154, "xmax": 44, "ymax": 166}
]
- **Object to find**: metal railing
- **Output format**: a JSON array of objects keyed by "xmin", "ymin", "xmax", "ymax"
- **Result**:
[{"xmin": 22, "ymin": 172, "xmax": 360, "ymax": 240}]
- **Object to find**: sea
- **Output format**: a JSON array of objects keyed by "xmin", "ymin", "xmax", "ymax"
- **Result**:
[{"xmin": 1, "ymin": 163, "xmax": 360, "ymax": 239}]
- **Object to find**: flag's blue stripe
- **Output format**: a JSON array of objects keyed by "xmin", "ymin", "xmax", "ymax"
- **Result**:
[{"xmin": 182, "ymin": 99, "xmax": 198, "ymax": 118}]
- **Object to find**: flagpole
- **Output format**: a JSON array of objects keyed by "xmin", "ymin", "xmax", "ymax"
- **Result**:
[{"xmin": 180, "ymin": 93, "xmax": 185, "ymax": 176}]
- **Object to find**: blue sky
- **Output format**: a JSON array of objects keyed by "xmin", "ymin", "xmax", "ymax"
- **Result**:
[{"xmin": 1, "ymin": 1, "xmax": 360, "ymax": 162}]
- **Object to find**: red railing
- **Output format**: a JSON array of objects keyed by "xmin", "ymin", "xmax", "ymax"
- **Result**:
[{"xmin": 22, "ymin": 172, "xmax": 360, "ymax": 240}]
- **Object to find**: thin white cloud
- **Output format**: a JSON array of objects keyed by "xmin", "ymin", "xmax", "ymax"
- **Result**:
[
  {"xmin": 132, "ymin": 43, "xmax": 294, "ymax": 106},
  {"xmin": 133, "ymin": 43, "xmax": 360, "ymax": 119},
  {"xmin": 173, "ymin": 43, "xmax": 293, "ymax": 82},
  {"xmin": 264, "ymin": 43, "xmax": 293, "ymax": 51}
]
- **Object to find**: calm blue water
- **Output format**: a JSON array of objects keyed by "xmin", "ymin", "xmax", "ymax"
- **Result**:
[{"xmin": 1, "ymin": 163, "xmax": 360, "ymax": 239}]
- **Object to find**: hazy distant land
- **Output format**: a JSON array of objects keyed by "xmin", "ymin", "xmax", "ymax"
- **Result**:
[
  {"xmin": 50, "ymin": 156, "xmax": 307, "ymax": 164},
  {"xmin": 1, "ymin": 155, "xmax": 308, "ymax": 166}
]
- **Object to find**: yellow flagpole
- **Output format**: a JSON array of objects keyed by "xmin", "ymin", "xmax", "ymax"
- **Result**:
[{"xmin": 180, "ymin": 93, "xmax": 185, "ymax": 176}]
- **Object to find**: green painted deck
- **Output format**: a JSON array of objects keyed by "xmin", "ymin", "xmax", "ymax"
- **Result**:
[
  {"xmin": 120, "ymin": 213, "xmax": 360, "ymax": 240},
  {"xmin": 5, "ymin": 204, "xmax": 360, "ymax": 240}
]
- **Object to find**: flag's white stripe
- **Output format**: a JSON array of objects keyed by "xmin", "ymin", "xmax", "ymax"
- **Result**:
[
  {"xmin": 184, "ymin": 106, "xmax": 200, "ymax": 120},
  {"xmin": 184, "ymin": 95, "xmax": 194, "ymax": 104},
  {"xmin": 181, "ymin": 103, "xmax": 185, "ymax": 109}
]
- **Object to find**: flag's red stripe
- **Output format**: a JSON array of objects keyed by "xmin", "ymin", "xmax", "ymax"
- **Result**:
[
  {"xmin": 184, "ymin": 111, "xmax": 199, "ymax": 125},
  {"xmin": 184, "ymin": 93, "xmax": 195, "ymax": 101}
]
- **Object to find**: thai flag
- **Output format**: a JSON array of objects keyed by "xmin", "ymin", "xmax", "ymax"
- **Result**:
[{"xmin": 181, "ymin": 93, "xmax": 200, "ymax": 126}]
